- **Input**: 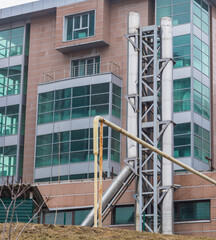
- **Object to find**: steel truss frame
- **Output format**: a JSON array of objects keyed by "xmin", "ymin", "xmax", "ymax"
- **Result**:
[{"xmin": 127, "ymin": 25, "xmax": 171, "ymax": 232}]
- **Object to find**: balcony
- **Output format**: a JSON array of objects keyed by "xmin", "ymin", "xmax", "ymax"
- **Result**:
[{"xmin": 43, "ymin": 61, "xmax": 120, "ymax": 83}]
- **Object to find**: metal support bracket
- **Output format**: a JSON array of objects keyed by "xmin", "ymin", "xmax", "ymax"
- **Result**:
[
  {"xmin": 124, "ymin": 158, "xmax": 138, "ymax": 175},
  {"xmin": 125, "ymin": 33, "xmax": 139, "ymax": 51},
  {"xmin": 125, "ymin": 94, "xmax": 139, "ymax": 112},
  {"xmin": 157, "ymin": 120, "xmax": 175, "ymax": 141},
  {"xmin": 158, "ymin": 185, "xmax": 172, "ymax": 204},
  {"xmin": 157, "ymin": 58, "xmax": 175, "ymax": 77}
]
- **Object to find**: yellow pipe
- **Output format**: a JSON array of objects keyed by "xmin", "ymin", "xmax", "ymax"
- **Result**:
[
  {"xmin": 93, "ymin": 116, "xmax": 100, "ymax": 227},
  {"xmin": 94, "ymin": 116, "xmax": 216, "ymax": 186},
  {"xmin": 99, "ymin": 122, "xmax": 103, "ymax": 227}
]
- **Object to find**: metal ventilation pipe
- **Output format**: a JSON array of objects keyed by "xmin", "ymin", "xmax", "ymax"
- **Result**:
[
  {"xmin": 161, "ymin": 17, "xmax": 174, "ymax": 234},
  {"xmin": 81, "ymin": 163, "xmax": 133, "ymax": 227},
  {"xmin": 127, "ymin": 11, "xmax": 140, "ymax": 231}
]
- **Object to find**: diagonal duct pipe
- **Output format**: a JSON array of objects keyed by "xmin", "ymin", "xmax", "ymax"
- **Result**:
[{"xmin": 81, "ymin": 163, "xmax": 133, "ymax": 227}]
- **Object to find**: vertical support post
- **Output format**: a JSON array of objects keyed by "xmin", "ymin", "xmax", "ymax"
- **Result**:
[
  {"xmin": 161, "ymin": 17, "xmax": 174, "ymax": 234},
  {"xmin": 138, "ymin": 27, "xmax": 143, "ymax": 233},
  {"xmin": 98, "ymin": 122, "xmax": 103, "ymax": 227},
  {"xmin": 127, "ymin": 11, "xmax": 140, "ymax": 231},
  {"xmin": 93, "ymin": 117, "xmax": 99, "ymax": 227},
  {"xmin": 153, "ymin": 25, "xmax": 159, "ymax": 233}
]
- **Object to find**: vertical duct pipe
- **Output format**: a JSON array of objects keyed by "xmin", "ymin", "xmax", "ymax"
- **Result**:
[
  {"xmin": 127, "ymin": 12, "xmax": 140, "ymax": 231},
  {"xmin": 161, "ymin": 17, "xmax": 174, "ymax": 234}
]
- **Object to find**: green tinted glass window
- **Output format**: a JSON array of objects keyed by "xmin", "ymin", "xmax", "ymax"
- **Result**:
[
  {"xmin": 0, "ymin": 105, "xmax": 19, "ymax": 136},
  {"xmin": 157, "ymin": 0, "xmax": 171, "ymax": 7},
  {"xmin": 194, "ymin": 123, "xmax": 210, "ymax": 162},
  {"xmin": 157, "ymin": 0, "xmax": 190, "ymax": 26},
  {"xmin": 193, "ymin": 79, "xmax": 210, "ymax": 119},
  {"xmin": 91, "ymin": 83, "xmax": 109, "ymax": 94},
  {"xmin": 73, "ymin": 85, "xmax": 90, "ymax": 97},
  {"xmin": 174, "ymin": 123, "xmax": 191, "ymax": 158},
  {"xmin": 74, "ymin": 209, "xmax": 91, "ymax": 225},
  {"xmin": 37, "ymin": 134, "xmax": 52, "ymax": 145},
  {"xmin": 173, "ymin": 78, "xmax": 191, "ymax": 113},
  {"xmin": 174, "ymin": 200, "xmax": 210, "ymax": 221},
  {"xmin": 157, "ymin": 7, "xmax": 171, "ymax": 19},
  {"xmin": 66, "ymin": 11, "xmax": 95, "ymax": 41},
  {"xmin": 113, "ymin": 84, "xmax": 121, "ymax": 97},
  {"xmin": 39, "ymin": 92, "xmax": 54, "ymax": 103},
  {"xmin": 56, "ymin": 88, "xmax": 71, "ymax": 99},
  {"xmin": 173, "ymin": 35, "xmax": 190, "ymax": 47},
  {"xmin": 114, "ymin": 206, "xmax": 134, "ymax": 225},
  {"xmin": 0, "ymin": 65, "xmax": 21, "ymax": 97},
  {"xmin": 0, "ymin": 27, "xmax": 24, "ymax": 59},
  {"xmin": 193, "ymin": 1, "xmax": 210, "ymax": 74},
  {"xmin": 37, "ymin": 82, "xmax": 120, "ymax": 124},
  {"xmin": 173, "ymin": 2, "xmax": 190, "ymax": 15},
  {"xmin": 174, "ymin": 78, "xmax": 190, "ymax": 90}
]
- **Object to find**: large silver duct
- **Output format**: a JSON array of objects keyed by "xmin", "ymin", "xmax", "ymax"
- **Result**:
[
  {"xmin": 127, "ymin": 12, "xmax": 140, "ymax": 231},
  {"xmin": 81, "ymin": 163, "xmax": 133, "ymax": 227},
  {"xmin": 161, "ymin": 17, "xmax": 174, "ymax": 234}
]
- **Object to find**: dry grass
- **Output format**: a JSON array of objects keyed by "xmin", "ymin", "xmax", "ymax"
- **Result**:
[{"xmin": 0, "ymin": 223, "xmax": 215, "ymax": 240}]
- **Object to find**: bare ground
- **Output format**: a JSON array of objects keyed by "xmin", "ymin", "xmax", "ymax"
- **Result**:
[{"xmin": 0, "ymin": 223, "xmax": 215, "ymax": 240}]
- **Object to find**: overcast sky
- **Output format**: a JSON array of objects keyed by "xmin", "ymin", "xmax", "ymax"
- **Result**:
[{"xmin": 0, "ymin": 0, "xmax": 38, "ymax": 9}]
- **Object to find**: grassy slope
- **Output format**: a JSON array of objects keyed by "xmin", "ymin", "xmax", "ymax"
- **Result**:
[{"xmin": 0, "ymin": 223, "xmax": 215, "ymax": 240}]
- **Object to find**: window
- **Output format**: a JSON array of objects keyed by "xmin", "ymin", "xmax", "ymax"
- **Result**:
[
  {"xmin": 193, "ymin": 0, "xmax": 209, "ymax": 35},
  {"xmin": 112, "ymin": 83, "xmax": 121, "ymax": 118},
  {"xmin": 42, "ymin": 208, "xmax": 90, "ymax": 225},
  {"xmin": 174, "ymin": 200, "xmax": 210, "ymax": 222},
  {"xmin": 71, "ymin": 56, "xmax": 100, "ymax": 78},
  {"xmin": 35, "ymin": 127, "xmax": 120, "ymax": 180},
  {"xmin": 194, "ymin": 123, "xmax": 210, "ymax": 163},
  {"xmin": 156, "ymin": 0, "xmax": 190, "ymax": 26},
  {"xmin": 193, "ymin": 78, "xmax": 210, "ymax": 119},
  {"xmin": 66, "ymin": 11, "xmax": 95, "ymax": 41},
  {"xmin": 193, "ymin": 35, "xmax": 209, "ymax": 77},
  {"xmin": 173, "ymin": 34, "xmax": 191, "ymax": 68},
  {"xmin": 174, "ymin": 123, "xmax": 191, "ymax": 158},
  {"xmin": 37, "ymin": 83, "xmax": 121, "ymax": 125},
  {"xmin": 0, "ymin": 105, "xmax": 19, "ymax": 136},
  {"xmin": 111, "ymin": 129, "xmax": 121, "ymax": 163},
  {"xmin": 173, "ymin": 78, "xmax": 191, "ymax": 112},
  {"xmin": 35, "ymin": 127, "xmax": 114, "ymax": 168},
  {"xmin": 112, "ymin": 205, "xmax": 134, "ymax": 225},
  {"xmin": 0, "ymin": 27, "xmax": 24, "ymax": 59},
  {"xmin": 0, "ymin": 145, "xmax": 17, "ymax": 177},
  {"xmin": 0, "ymin": 65, "xmax": 22, "ymax": 97}
]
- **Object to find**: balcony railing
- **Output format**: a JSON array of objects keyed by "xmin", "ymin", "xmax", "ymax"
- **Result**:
[{"xmin": 43, "ymin": 61, "xmax": 120, "ymax": 83}]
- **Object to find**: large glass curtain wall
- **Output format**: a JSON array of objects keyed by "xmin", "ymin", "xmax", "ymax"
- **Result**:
[
  {"xmin": 35, "ymin": 127, "xmax": 120, "ymax": 181},
  {"xmin": 36, "ymin": 127, "xmax": 120, "ymax": 168},
  {"xmin": 0, "ymin": 27, "xmax": 24, "ymax": 58},
  {"xmin": 38, "ymin": 83, "xmax": 121, "ymax": 124}
]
